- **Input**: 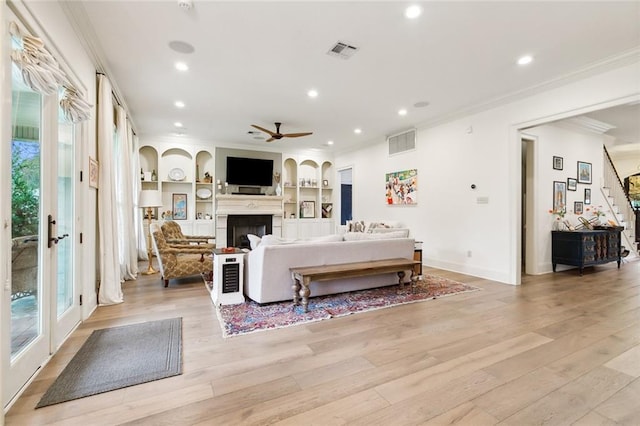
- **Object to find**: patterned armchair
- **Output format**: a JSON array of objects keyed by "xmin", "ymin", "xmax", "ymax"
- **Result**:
[
  {"xmin": 161, "ymin": 220, "xmax": 215, "ymax": 248},
  {"xmin": 151, "ymin": 225, "xmax": 213, "ymax": 287}
]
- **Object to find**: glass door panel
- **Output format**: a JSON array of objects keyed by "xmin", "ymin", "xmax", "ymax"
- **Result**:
[
  {"xmin": 56, "ymin": 101, "xmax": 74, "ymax": 317},
  {"xmin": 10, "ymin": 86, "xmax": 42, "ymax": 357}
]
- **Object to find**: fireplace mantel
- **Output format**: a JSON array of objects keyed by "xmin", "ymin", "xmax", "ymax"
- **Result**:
[{"xmin": 216, "ymin": 194, "xmax": 283, "ymax": 247}]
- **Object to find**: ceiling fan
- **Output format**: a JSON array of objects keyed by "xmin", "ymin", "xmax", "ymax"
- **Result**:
[{"xmin": 251, "ymin": 122, "xmax": 313, "ymax": 142}]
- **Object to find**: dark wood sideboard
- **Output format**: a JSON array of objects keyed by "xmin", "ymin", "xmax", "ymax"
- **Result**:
[{"xmin": 551, "ymin": 227, "xmax": 623, "ymax": 275}]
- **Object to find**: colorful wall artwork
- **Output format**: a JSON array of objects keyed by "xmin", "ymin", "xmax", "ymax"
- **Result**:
[{"xmin": 385, "ymin": 169, "xmax": 418, "ymax": 205}]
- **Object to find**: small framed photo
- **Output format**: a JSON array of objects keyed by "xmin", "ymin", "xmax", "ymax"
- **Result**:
[
  {"xmin": 584, "ymin": 188, "xmax": 591, "ymax": 205},
  {"xmin": 300, "ymin": 200, "xmax": 315, "ymax": 218},
  {"xmin": 577, "ymin": 161, "xmax": 592, "ymax": 184},
  {"xmin": 553, "ymin": 181, "xmax": 566, "ymax": 213},
  {"xmin": 172, "ymin": 193, "xmax": 187, "ymax": 220},
  {"xmin": 574, "ymin": 201, "xmax": 584, "ymax": 215},
  {"xmin": 89, "ymin": 157, "xmax": 99, "ymax": 189},
  {"xmin": 567, "ymin": 177, "xmax": 577, "ymax": 191},
  {"xmin": 553, "ymin": 156, "xmax": 563, "ymax": 170}
]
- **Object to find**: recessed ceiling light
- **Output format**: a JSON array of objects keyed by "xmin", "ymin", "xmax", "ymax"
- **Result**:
[
  {"xmin": 174, "ymin": 122, "xmax": 183, "ymax": 128},
  {"xmin": 174, "ymin": 62, "xmax": 189, "ymax": 71},
  {"xmin": 398, "ymin": 109, "xmax": 408, "ymax": 116},
  {"xmin": 327, "ymin": 140, "xmax": 334, "ymax": 145},
  {"xmin": 307, "ymin": 89, "xmax": 318, "ymax": 98},
  {"xmin": 354, "ymin": 128, "xmax": 362, "ymax": 134},
  {"xmin": 174, "ymin": 101, "xmax": 185, "ymax": 108},
  {"xmin": 517, "ymin": 55, "xmax": 533, "ymax": 66},
  {"xmin": 405, "ymin": 5, "xmax": 422, "ymax": 19},
  {"xmin": 413, "ymin": 101, "xmax": 430, "ymax": 108}
]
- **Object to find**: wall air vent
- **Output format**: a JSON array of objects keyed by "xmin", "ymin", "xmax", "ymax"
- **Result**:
[
  {"xmin": 388, "ymin": 129, "xmax": 416, "ymax": 156},
  {"xmin": 327, "ymin": 41, "xmax": 359, "ymax": 59}
]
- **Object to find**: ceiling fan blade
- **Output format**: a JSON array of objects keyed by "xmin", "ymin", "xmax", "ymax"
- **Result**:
[
  {"xmin": 282, "ymin": 132, "xmax": 313, "ymax": 138},
  {"xmin": 265, "ymin": 137, "xmax": 275, "ymax": 142},
  {"xmin": 251, "ymin": 124, "xmax": 277, "ymax": 137}
]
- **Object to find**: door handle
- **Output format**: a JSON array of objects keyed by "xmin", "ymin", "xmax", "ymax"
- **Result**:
[{"xmin": 48, "ymin": 215, "xmax": 56, "ymax": 248}]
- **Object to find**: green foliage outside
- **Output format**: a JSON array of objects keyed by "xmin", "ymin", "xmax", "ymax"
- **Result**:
[{"xmin": 11, "ymin": 142, "xmax": 40, "ymax": 238}]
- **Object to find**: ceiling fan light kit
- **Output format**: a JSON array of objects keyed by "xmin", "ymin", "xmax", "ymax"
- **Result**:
[{"xmin": 251, "ymin": 122, "xmax": 313, "ymax": 143}]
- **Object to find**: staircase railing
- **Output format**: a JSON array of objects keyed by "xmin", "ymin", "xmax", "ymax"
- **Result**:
[{"xmin": 602, "ymin": 146, "xmax": 637, "ymax": 250}]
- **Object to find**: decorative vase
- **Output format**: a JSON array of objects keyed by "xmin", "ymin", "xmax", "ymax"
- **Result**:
[{"xmin": 275, "ymin": 183, "xmax": 282, "ymax": 196}]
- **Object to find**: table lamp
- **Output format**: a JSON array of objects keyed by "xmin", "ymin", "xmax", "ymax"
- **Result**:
[{"xmin": 139, "ymin": 189, "xmax": 163, "ymax": 275}]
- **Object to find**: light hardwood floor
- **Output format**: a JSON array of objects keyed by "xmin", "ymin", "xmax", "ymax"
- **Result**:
[{"xmin": 5, "ymin": 259, "xmax": 640, "ymax": 425}]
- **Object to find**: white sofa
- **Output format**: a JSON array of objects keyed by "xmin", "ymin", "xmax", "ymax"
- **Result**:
[{"xmin": 245, "ymin": 235, "xmax": 415, "ymax": 304}]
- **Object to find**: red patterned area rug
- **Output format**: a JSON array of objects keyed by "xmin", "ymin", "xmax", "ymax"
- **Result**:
[{"xmin": 216, "ymin": 275, "xmax": 480, "ymax": 338}]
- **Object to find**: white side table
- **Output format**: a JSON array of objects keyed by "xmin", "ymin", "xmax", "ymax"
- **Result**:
[{"xmin": 211, "ymin": 248, "xmax": 245, "ymax": 306}]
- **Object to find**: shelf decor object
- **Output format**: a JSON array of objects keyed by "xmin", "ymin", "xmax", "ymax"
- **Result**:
[
  {"xmin": 139, "ymin": 190, "xmax": 163, "ymax": 275},
  {"xmin": 196, "ymin": 188, "xmax": 212, "ymax": 200},
  {"xmin": 300, "ymin": 201, "xmax": 315, "ymax": 218},
  {"xmin": 168, "ymin": 167, "xmax": 185, "ymax": 181}
]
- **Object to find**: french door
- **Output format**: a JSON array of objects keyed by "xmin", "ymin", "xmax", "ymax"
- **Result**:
[{"xmin": 3, "ymin": 58, "xmax": 81, "ymax": 407}]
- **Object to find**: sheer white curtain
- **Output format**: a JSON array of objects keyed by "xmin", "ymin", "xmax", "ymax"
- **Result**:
[
  {"xmin": 97, "ymin": 74, "xmax": 123, "ymax": 305},
  {"xmin": 115, "ymin": 106, "xmax": 137, "ymax": 280}
]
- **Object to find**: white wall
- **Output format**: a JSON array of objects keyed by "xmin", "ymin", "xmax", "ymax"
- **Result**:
[{"xmin": 335, "ymin": 60, "xmax": 640, "ymax": 285}]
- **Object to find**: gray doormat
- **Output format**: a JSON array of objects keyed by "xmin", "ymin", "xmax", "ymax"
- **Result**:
[{"xmin": 37, "ymin": 317, "xmax": 182, "ymax": 408}]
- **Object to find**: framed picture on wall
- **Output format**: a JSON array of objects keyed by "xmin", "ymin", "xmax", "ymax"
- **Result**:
[
  {"xmin": 574, "ymin": 201, "xmax": 584, "ymax": 215},
  {"xmin": 553, "ymin": 156, "xmax": 563, "ymax": 170},
  {"xmin": 577, "ymin": 161, "xmax": 592, "ymax": 184},
  {"xmin": 172, "ymin": 193, "xmax": 187, "ymax": 220},
  {"xmin": 553, "ymin": 181, "xmax": 566, "ymax": 213},
  {"xmin": 584, "ymin": 188, "xmax": 591, "ymax": 204},
  {"xmin": 567, "ymin": 177, "xmax": 577, "ymax": 191}
]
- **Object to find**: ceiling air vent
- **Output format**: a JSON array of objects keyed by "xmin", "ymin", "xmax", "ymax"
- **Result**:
[
  {"xmin": 327, "ymin": 41, "xmax": 359, "ymax": 59},
  {"xmin": 388, "ymin": 129, "xmax": 416, "ymax": 156}
]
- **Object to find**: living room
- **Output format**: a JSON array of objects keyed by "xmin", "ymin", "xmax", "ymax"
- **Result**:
[{"xmin": 2, "ymin": 0, "xmax": 639, "ymax": 422}]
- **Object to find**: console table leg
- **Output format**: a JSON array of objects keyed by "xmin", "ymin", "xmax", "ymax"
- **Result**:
[
  {"xmin": 292, "ymin": 273, "xmax": 301, "ymax": 306},
  {"xmin": 300, "ymin": 277, "xmax": 311, "ymax": 313},
  {"xmin": 397, "ymin": 271, "xmax": 405, "ymax": 292}
]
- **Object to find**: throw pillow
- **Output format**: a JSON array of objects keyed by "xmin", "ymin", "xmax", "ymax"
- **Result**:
[
  {"xmin": 247, "ymin": 234, "xmax": 261, "ymax": 249},
  {"xmin": 346, "ymin": 220, "xmax": 365, "ymax": 232}
]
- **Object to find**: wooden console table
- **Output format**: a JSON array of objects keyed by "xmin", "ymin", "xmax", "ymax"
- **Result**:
[
  {"xmin": 551, "ymin": 227, "xmax": 622, "ymax": 275},
  {"xmin": 290, "ymin": 258, "xmax": 418, "ymax": 312}
]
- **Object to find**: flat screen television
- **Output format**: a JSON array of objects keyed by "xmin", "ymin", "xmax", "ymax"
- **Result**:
[{"xmin": 226, "ymin": 156, "xmax": 273, "ymax": 187}]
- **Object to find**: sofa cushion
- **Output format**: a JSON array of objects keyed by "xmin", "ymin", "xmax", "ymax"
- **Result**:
[
  {"xmin": 303, "ymin": 234, "xmax": 344, "ymax": 243},
  {"xmin": 343, "ymin": 230, "xmax": 408, "ymax": 241},
  {"xmin": 260, "ymin": 235, "xmax": 297, "ymax": 246}
]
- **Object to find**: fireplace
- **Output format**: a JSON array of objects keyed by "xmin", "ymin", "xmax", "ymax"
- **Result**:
[
  {"xmin": 215, "ymin": 194, "xmax": 283, "ymax": 247},
  {"xmin": 227, "ymin": 214, "xmax": 272, "ymax": 248}
]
